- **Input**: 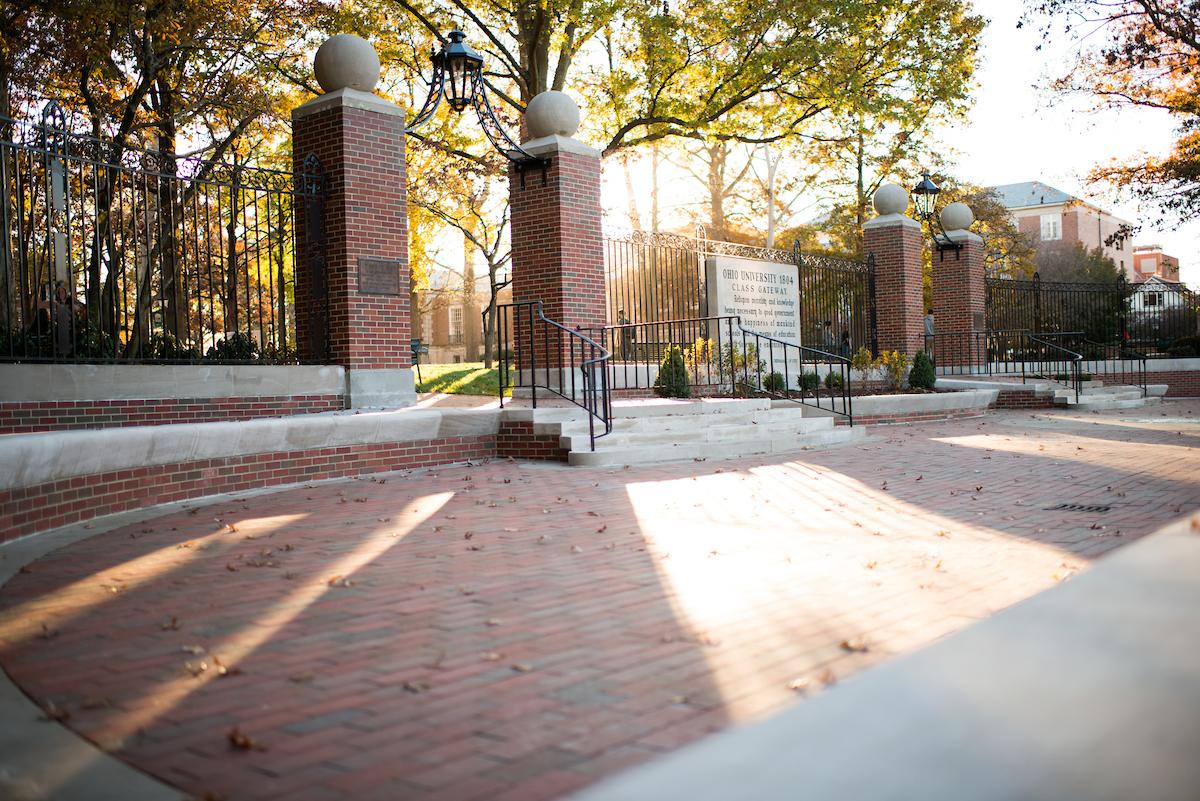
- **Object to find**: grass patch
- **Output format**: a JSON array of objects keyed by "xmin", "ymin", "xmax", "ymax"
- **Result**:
[{"xmin": 415, "ymin": 362, "xmax": 509, "ymax": 396}]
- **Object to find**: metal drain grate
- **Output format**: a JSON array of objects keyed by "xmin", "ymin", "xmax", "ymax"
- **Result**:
[{"xmin": 1045, "ymin": 503, "xmax": 1112, "ymax": 513}]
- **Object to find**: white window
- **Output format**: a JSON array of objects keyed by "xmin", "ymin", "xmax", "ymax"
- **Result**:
[
  {"xmin": 1145, "ymin": 292, "xmax": 1162, "ymax": 308},
  {"xmin": 1040, "ymin": 214, "xmax": 1061, "ymax": 241},
  {"xmin": 421, "ymin": 312, "xmax": 432, "ymax": 341},
  {"xmin": 449, "ymin": 306, "xmax": 464, "ymax": 344}
]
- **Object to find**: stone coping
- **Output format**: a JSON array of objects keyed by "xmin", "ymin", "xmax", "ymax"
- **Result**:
[
  {"xmin": 0, "ymin": 407, "xmax": 501, "ymax": 491},
  {"xmin": 936, "ymin": 356, "xmax": 1200, "ymax": 376},
  {"xmin": 568, "ymin": 513, "xmax": 1200, "ymax": 801},
  {"xmin": 0, "ymin": 364, "xmax": 345, "ymax": 402},
  {"xmin": 796, "ymin": 388, "xmax": 997, "ymax": 418}
]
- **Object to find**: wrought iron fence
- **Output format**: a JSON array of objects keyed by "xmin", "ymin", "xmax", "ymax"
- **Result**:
[
  {"xmin": 796, "ymin": 249, "xmax": 877, "ymax": 357},
  {"xmin": 603, "ymin": 227, "xmax": 876, "ymax": 356},
  {"xmin": 0, "ymin": 102, "xmax": 325, "ymax": 364},
  {"xmin": 579, "ymin": 314, "xmax": 854, "ymax": 423},
  {"xmin": 986, "ymin": 273, "xmax": 1198, "ymax": 356}
]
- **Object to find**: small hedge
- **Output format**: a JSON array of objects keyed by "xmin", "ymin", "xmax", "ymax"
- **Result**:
[
  {"xmin": 763, "ymin": 371, "xmax": 786, "ymax": 392},
  {"xmin": 909, "ymin": 350, "xmax": 936, "ymax": 389},
  {"xmin": 653, "ymin": 345, "xmax": 691, "ymax": 398},
  {"xmin": 1167, "ymin": 335, "xmax": 1200, "ymax": 358}
]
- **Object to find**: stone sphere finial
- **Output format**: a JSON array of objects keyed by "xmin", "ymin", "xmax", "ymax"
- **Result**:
[
  {"xmin": 314, "ymin": 34, "xmax": 381, "ymax": 94},
  {"xmin": 940, "ymin": 201, "xmax": 975, "ymax": 232},
  {"xmin": 525, "ymin": 91, "xmax": 581, "ymax": 139},
  {"xmin": 873, "ymin": 183, "xmax": 909, "ymax": 216}
]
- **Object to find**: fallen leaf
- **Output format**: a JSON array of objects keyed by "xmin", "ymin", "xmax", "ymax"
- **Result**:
[
  {"xmin": 160, "ymin": 617, "xmax": 181, "ymax": 631},
  {"xmin": 227, "ymin": 727, "xmax": 267, "ymax": 751},
  {"xmin": 181, "ymin": 644, "xmax": 206, "ymax": 655},
  {"xmin": 288, "ymin": 672, "xmax": 314, "ymax": 683},
  {"xmin": 401, "ymin": 680, "xmax": 430, "ymax": 693},
  {"xmin": 511, "ymin": 663, "xmax": 534, "ymax": 673},
  {"xmin": 41, "ymin": 702, "xmax": 70, "ymax": 722},
  {"xmin": 80, "ymin": 697, "xmax": 112, "ymax": 710},
  {"xmin": 482, "ymin": 651, "xmax": 503, "ymax": 661},
  {"xmin": 839, "ymin": 638, "xmax": 870, "ymax": 653}
]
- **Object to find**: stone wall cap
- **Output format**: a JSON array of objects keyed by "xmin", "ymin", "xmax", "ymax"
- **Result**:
[
  {"xmin": 519, "ymin": 134, "xmax": 600, "ymax": 159},
  {"xmin": 293, "ymin": 87, "xmax": 406, "ymax": 122},
  {"xmin": 944, "ymin": 228, "xmax": 984, "ymax": 245},
  {"xmin": 863, "ymin": 213, "xmax": 921, "ymax": 231}
]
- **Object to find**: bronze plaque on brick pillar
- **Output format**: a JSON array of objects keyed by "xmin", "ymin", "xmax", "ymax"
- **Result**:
[{"xmin": 357, "ymin": 257, "xmax": 402, "ymax": 295}]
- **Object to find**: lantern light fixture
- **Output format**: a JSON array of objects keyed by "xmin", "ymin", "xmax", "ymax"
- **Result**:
[
  {"xmin": 408, "ymin": 30, "xmax": 545, "ymax": 168},
  {"xmin": 910, "ymin": 172, "xmax": 963, "ymax": 253}
]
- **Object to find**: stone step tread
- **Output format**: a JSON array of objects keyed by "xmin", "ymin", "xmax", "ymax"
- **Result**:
[
  {"xmin": 559, "ymin": 418, "xmax": 836, "ymax": 450},
  {"xmin": 558, "ymin": 406, "xmax": 817, "ymax": 435},
  {"xmin": 567, "ymin": 427, "xmax": 865, "ymax": 467}
]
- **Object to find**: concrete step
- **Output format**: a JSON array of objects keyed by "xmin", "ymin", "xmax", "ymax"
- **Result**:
[
  {"xmin": 1056, "ymin": 387, "xmax": 1145, "ymax": 402},
  {"xmin": 1056, "ymin": 395, "xmax": 1160, "ymax": 411},
  {"xmin": 558, "ymin": 405, "xmax": 815, "ymax": 438},
  {"xmin": 559, "ymin": 416, "xmax": 834, "ymax": 451},
  {"xmin": 567, "ymin": 425, "xmax": 865, "ymax": 467}
]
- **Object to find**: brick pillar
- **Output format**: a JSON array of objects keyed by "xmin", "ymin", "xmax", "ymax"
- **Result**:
[
  {"xmin": 508, "ymin": 136, "xmax": 605, "ymax": 370},
  {"xmin": 864, "ymin": 213, "xmax": 925, "ymax": 357},
  {"xmin": 292, "ymin": 88, "xmax": 415, "ymax": 408},
  {"xmin": 932, "ymin": 230, "xmax": 987, "ymax": 369}
]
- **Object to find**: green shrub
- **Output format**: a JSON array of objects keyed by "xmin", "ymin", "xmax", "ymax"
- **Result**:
[
  {"xmin": 850, "ymin": 346, "xmax": 874, "ymax": 373},
  {"xmin": 798, "ymin": 371, "xmax": 820, "ymax": 391},
  {"xmin": 653, "ymin": 344, "xmax": 691, "ymax": 398},
  {"xmin": 824, "ymin": 371, "xmax": 844, "ymax": 389},
  {"xmin": 1167, "ymin": 335, "xmax": 1200, "ymax": 358},
  {"xmin": 876, "ymin": 350, "xmax": 911, "ymax": 391},
  {"xmin": 205, "ymin": 331, "xmax": 259, "ymax": 362},
  {"xmin": 909, "ymin": 350, "xmax": 936, "ymax": 389},
  {"xmin": 763, "ymin": 371, "xmax": 786, "ymax": 392},
  {"xmin": 143, "ymin": 332, "xmax": 200, "ymax": 361}
]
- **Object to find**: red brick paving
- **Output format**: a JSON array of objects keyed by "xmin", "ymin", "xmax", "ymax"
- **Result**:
[{"xmin": 1, "ymin": 402, "xmax": 1199, "ymax": 801}]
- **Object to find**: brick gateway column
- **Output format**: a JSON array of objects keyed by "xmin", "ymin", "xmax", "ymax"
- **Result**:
[
  {"xmin": 292, "ymin": 35, "xmax": 415, "ymax": 408},
  {"xmin": 931, "ymin": 203, "xmax": 987, "ymax": 370},
  {"xmin": 508, "ymin": 92, "xmax": 605, "ymax": 376},
  {"xmin": 863, "ymin": 184, "xmax": 926, "ymax": 357}
]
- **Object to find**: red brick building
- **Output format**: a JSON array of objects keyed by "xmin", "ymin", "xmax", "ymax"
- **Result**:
[
  {"xmin": 993, "ymin": 181, "xmax": 1134, "ymax": 274},
  {"xmin": 1131, "ymin": 245, "xmax": 1181, "ymax": 283}
]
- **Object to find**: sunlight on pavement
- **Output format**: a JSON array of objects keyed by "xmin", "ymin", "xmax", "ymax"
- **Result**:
[
  {"xmin": 622, "ymin": 461, "xmax": 1075, "ymax": 722},
  {"xmin": 0, "ymin": 513, "xmax": 307, "ymax": 647},
  {"xmin": 35, "ymin": 492, "xmax": 454, "ymax": 755}
]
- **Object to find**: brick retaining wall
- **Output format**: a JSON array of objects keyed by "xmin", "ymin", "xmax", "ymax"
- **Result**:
[{"xmin": 0, "ymin": 395, "xmax": 345, "ymax": 435}]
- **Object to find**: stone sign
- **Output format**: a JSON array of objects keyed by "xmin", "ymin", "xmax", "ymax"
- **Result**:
[{"xmin": 704, "ymin": 255, "xmax": 801, "ymax": 345}]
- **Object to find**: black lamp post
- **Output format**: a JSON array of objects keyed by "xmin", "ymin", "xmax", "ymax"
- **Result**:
[
  {"xmin": 910, "ymin": 172, "xmax": 962, "ymax": 254},
  {"xmin": 408, "ymin": 30, "xmax": 544, "ymax": 167}
]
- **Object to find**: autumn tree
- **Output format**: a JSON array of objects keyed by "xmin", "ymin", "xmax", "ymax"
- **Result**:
[{"xmin": 1027, "ymin": 0, "xmax": 1200, "ymax": 224}]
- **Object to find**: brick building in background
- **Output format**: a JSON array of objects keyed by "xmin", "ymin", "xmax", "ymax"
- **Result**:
[
  {"xmin": 414, "ymin": 284, "xmax": 513, "ymax": 364},
  {"xmin": 992, "ymin": 181, "xmax": 1134, "ymax": 274},
  {"xmin": 1132, "ymin": 245, "xmax": 1181, "ymax": 283}
]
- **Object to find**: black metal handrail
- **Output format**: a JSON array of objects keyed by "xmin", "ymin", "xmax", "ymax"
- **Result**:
[
  {"xmin": 1040, "ymin": 332, "xmax": 1148, "ymax": 398},
  {"xmin": 582, "ymin": 313, "xmax": 854, "ymax": 424},
  {"xmin": 496, "ymin": 301, "xmax": 611, "ymax": 451},
  {"xmin": 1028, "ymin": 334, "xmax": 1083, "ymax": 404}
]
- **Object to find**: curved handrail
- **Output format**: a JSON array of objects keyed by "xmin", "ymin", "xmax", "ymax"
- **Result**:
[
  {"xmin": 730, "ymin": 318, "xmax": 855, "ymax": 424},
  {"xmin": 497, "ymin": 301, "xmax": 611, "ymax": 451},
  {"xmin": 1028, "ymin": 334, "xmax": 1084, "ymax": 404}
]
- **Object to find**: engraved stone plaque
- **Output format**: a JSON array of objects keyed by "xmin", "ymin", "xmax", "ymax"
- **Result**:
[{"xmin": 357, "ymin": 257, "xmax": 401, "ymax": 295}]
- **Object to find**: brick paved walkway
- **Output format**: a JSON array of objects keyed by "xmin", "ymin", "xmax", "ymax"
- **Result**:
[{"xmin": 2, "ymin": 402, "xmax": 1198, "ymax": 801}]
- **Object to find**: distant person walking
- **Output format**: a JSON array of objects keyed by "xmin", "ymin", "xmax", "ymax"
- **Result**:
[{"xmin": 924, "ymin": 308, "xmax": 935, "ymax": 355}]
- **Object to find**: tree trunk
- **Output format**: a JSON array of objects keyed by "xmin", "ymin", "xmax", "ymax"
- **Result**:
[
  {"xmin": 854, "ymin": 117, "xmax": 866, "ymax": 257},
  {"xmin": 461, "ymin": 230, "xmax": 481, "ymax": 360},
  {"xmin": 650, "ymin": 143, "xmax": 660, "ymax": 233},
  {"xmin": 707, "ymin": 142, "xmax": 727, "ymax": 240},
  {"xmin": 622, "ymin": 151, "xmax": 641, "ymax": 229}
]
